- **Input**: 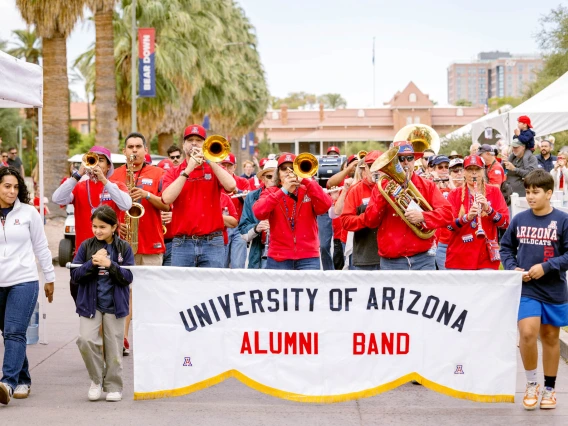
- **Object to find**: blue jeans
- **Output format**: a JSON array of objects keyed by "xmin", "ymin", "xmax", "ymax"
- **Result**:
[
  {"xmin": 341, "ymin": 241, "xmax": 354, "ymax": 270},
  {"xmin": 354, "ymin": 264, "xmax": 381, "ymax": 271},
  {"xmin": 317, "ymin": 214, "xmax": 334, "ymax": 270},
  {"xmin": 224, "ymin": 227, "xmax": 247, "ymax": 269},
  {"xmin": 380, "ymin": 251, "xmax": 436, "ymax": 270},
  {"xmin": 266, "ymin": 257, "xmax": 321, "ymax": 270},
  {"xmin": 436, "ymin": 243, "xmax": 448, "ymax": 270},
  {"xmin": 162, "ymin": 240, "xmax": 173, "ymax": 266},
  {"xmin": 0, "ymin": 281, "xmax": 39, "ymax": 389},
  {"xmin": 172, "ymin": 236, "xmax": 225, "ymax": 268}
]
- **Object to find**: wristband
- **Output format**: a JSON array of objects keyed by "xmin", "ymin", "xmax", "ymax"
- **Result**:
[
  {"xmin": 145, "ymin": 192, "xmax": 151, "ymax": 200},
  {"xmin": 205, "ymin": 159, "xmax": 211, "ymax": 165},
  {"xmin": 72, "ymin": 172, "xmax": 82, "ymax": 182},
  {"xmin": 180, "ymin": 171, "xmax": 189, "ymax": 179},
  {"xmin": 254, "ymin": 224, "xmax": 259, "ymax": 234}
]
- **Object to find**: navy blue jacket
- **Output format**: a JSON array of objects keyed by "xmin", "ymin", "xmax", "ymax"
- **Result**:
[
  {"xmin": 71, "ymin": 236, "xmax": 134, "ymax": 318},
  {"xmin": 238, "ymin": 188, "xmax": 264, "ymax": 269},
  {"xmin": 514, "ymin": 129, "xmax": 536, "ymax": 150},
  {"xmin": 536, "ymin": 154, "xmax": 557, "ymax": 173}
]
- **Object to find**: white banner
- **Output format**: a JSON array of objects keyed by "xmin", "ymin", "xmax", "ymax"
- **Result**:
[{"xmin": 133, "ymin": 268, "xmax": 522, "ymax": 403}]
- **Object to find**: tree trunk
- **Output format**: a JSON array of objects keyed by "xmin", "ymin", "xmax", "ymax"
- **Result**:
[
  {"xmin": 94, "ymin": 7, "xmax": 119, "ymax": 152},
  {"xmin": 158, "ymin": 133, "xmax": 174, "ymax": 156},
  {"xmin": 43, "ymin": 34, "xmax": 69, "ymax": 217}
]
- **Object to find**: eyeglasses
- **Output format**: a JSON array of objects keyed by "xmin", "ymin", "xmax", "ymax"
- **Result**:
[
  {"xmin": 436, "ymin": 165, "xmax": 449, "ymax": 170},
  {"xmin": 264, "ymin": 174, "xmax": 273, "ymax": 179},
  {"xmin": 450, "ymin": 168, "xmax": 464, "ymax": 173},
  {"xmin": 1, "ymin": 155, "xmax": 7, "ymax": 158},
  {"xmin": 9, "ymin": 152, "xmax": 16, "ymax": 155},
  {"xmin": 398, "ymin": 156, "xmax": 415, "ymax": 162},
  {"xmin": 169, "ymin": 155, "xmax": 181, "ymax": 160}
]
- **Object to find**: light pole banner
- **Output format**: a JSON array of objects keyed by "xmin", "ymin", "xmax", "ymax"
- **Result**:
[
  {"xmin": 132, "ymin": 268, "xmax": 521, "ymax": 403},
  {"xmin": 138, "ymin": 28, "xmax": 156, "ymax": 98}
]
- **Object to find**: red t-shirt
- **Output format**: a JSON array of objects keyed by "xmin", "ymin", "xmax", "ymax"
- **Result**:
[
  {"xmin": 72, "ymin": 180, "xmax": 129, "ymax": 250},
  {"xmin": 248, "ymin": 175, "xmax": 262, "ymax": 190},
  {"xmin": 220, "ymin": 192, "xmax": 238, "ymax": 244},
  {"xmin": 111, "ymin": 164, "xmax": 166, "ymax": 254},
  {"xmin": 486, "ymin": 161, "xmax": 505, "ymax": 186},
  {"xmin": 162, "ymin": 160, "xmax": 224, "ymax": 236}
]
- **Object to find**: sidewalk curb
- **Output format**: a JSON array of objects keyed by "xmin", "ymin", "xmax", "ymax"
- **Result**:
[{"xmin": 561, "ymin": 329, "xmax": 568, "ymax": 361}]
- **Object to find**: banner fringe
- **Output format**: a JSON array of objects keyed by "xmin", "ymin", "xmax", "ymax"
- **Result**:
[{"xmin": 133, "ymin": 371, "xmax": 514, "ymax": 404}]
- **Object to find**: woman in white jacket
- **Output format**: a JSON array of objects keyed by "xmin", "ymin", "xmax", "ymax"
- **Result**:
[
  {"xmin": 550, "ymin": 152, "xmax": 568, "ymax": 206},
  {"xmin": 0, "ymin": 167, "xmax": 54, "ymax": 405}
]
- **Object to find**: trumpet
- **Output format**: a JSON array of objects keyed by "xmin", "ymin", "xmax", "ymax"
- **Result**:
[
  {"xmin": 291, "ymin": 153, "xmax": 319, "ymax": 179},
  {"xmin": 472, "ymin": 177, "xmax": 486, "ymax": 239},
  {"xmin": 82, "ymin": 152, "xmax": 99, "ymax": 182},
  {"xmin": 190, "ymin": 135, "xmax": 231, "ymax": 165},
  {"xmin": 357, "ymin": 150, "xmax": 368, "ymax": 160}
]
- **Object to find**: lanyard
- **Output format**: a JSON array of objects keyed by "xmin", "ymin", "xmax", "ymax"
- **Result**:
[
  {"xmin": 86, "ymin": 180, "xmax": 103, "ymax": 213},
  {"xmin": 282, "ymin": 190, "xmax": 298, "ymax": 232}
]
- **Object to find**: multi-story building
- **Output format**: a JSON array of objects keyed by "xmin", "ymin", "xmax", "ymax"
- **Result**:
[{"xmin": 447, "ymin": 51, "xmax": 543, "ymax": 105}]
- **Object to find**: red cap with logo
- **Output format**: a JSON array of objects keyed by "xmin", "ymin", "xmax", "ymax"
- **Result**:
[
  {"xmin": 346, "ymin": 155, "xmax": 358, "ymax": 165},
  {"xmin": 222, "ymin": 153, "xmax": 236, "ymax": 165},
  {"xmin": 327, "ymin": 146, "xmax": 340, "ymax": 155},
  {"xmin": 364, "ymin": 150, "xmax": 384, "ymax": 165},
  {"xmin": 517, "ymin": 115, "xmax": 533, "ymax": 128},
  {"xmin": 157, "ymin": 158, "xmax": 174, "ymax": 170},
  {"xmin": 144, "ymin": 154, "xmax": 152, "ymax": 165},
  {"xmin": 277, "ymin": 153, "xmax": 296, "ymax": 168},
  {"xmin": 463, "ymin": 155, "xmax": 485, "ymax": 169},
  {"xmin": 183, "ymin": 124, "xmax": 207, "ymax": 140},
  {"xmin": 259, "ymin": 158, "xmax": 268, "ymax": 168}
]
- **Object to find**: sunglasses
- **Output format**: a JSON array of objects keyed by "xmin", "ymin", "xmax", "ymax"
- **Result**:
[
  {"xmin": 1, "ymin": 155, "xmax": 7, "ymax": 158},
  {"xmin": 398, "ymin": 156, "xmax": 415, "ymax": 162},
  {"xmin": 9, "ymin": 152, "xmax": 16, "ymax": 155},
  {"xmin": 436, "ymin": 165, "xmax": 449, "ymax": 170},
  {"xmin": 450, "ymin": 168, "xmax": 464, "ymax": 173},
  {"xmin": 264, "ymin": 174, "xmax": 274, "ymax": 179},
  {"xmin": 169, "ymin": 155, "xmax": 181, "ymax": 160}
]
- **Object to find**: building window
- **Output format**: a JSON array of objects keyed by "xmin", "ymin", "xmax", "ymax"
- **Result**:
[
  {"xmin": 414, "ymin": 116, "xmax": 420, "ymax": 124},
  {"xmin": 518, "ymin": 64, "xmax": 523, "ymax": 72},
  {"xmin": 406, "ymin": 116, "xmax": 412, "ymax": 125},
  {"xmin": 409, "ymin": 93, "xmax": 417, "ymax": 103},
  {"xmin": 80, "ymin": 124, "xmax": 88, "ymax": 134}
]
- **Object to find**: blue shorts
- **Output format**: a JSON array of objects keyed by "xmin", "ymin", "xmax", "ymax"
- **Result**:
[{"xmin": 518, "ymin": 297, "xmax": 568, "ymax": 327}]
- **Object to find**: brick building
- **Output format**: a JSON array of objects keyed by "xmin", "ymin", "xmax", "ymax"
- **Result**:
[
  {"xmin": 257, "ymin": 82, "xmax": 485, "ymax": 155},
  {"xmin": 447, "ymin": 51, "xmax": 543, "ymax": 105},
  {"xmin": 70, "ymin": 102, "xmax": 95, "ymax": 135}
]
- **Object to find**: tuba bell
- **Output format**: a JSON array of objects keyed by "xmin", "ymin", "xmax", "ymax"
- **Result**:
[
  {"xmin": 370, "ymin": 147, "xmax": 435, "ymax": 239},
  {"xmin": 292, "ymin": 153, "xmax": 318, "ymax": 179},
  {"xmin": 393, "ymin": 124, "xmax": 440, "ymax": 154}
]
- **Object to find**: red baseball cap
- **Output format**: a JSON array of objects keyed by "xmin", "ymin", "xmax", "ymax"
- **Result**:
[
  {"xmin": 517, "ymin": 115, "xmax": 533, "ymax": 128},
  {"xmin": 364, "ymin": 150, "xmax": 383, "ymax": 165},
  {"xmin": 183, "ymin": 124, "xmax": 207, "ymax": 140},
  {"xmin": 277, "ymin": 153, "xmax": 296, "ymax": 168},
  {"xmin": 346, "ymin": 155, "xmax": 358, "ymax": 165},
  {"xmin": 327, "ymin": 146, "xmax": 340, "ymax": 155},
  {"xmin": 157, "ymin": 158, "xmax": 174, "ymax": 170},
  {"xmin": 463, "ymin": 155, "xmax": 485, "ymax": 169},
  {"xmin": 144, "ymin": 154, "xmax": 152, "ymax": 164},
  {"xmin": 259, "ymin": 158, "xmax": 269, "ymax": 168},
  {"xmin": 222, "ymin": 153, "xmax": 236, "ymax": 165}
]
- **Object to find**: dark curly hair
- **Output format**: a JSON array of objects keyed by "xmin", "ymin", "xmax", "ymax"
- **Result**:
[{"xmin": 0, "ymin": 167, "xmax": 30, "ymax": 205}]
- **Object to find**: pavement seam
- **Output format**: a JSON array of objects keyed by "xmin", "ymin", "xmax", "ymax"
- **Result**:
[
  {"xmin": 29, "ymin": 335, "xmax": 78, "ymax": 372},
  {"xmin": 355, "ymin": 399, "xmax": 363, "ymax": 425}
]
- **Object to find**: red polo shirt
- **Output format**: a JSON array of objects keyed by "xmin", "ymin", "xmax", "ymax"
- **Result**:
[
  {"xmin": 111, "ymin": 164, "xmax": 166, "ymax": 254},
  {"xmin": 162, "ymin": 160, "xmax": 224, "ymax": 236},
  {"xmin": 72, "ymin": 180, "xmax": 129, "ymax": 250},
  {"xmin": 486, "ymin": 160, "xmax": 505, "ymax": 186}
]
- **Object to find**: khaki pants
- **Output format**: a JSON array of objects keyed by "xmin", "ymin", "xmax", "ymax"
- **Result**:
[
  {"xmin": 134, "ymin": 253, "xmax": 163, "ymax": 266},
  {"xmin": 77, "ymin": 311, "xmax": 125, "ymax": 392}
]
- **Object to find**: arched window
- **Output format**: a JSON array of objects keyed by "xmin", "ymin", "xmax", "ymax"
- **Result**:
[
  {"xmin": 414, "ymin": 116, "xmax": 420, "ymax": 124},
  {"xmin": 406, "ymin": 116, "xmax": 412, "ymax": 125},
  {"xmin": 409, "ymin": 93, "xmax": 417, "ymax": 103}
]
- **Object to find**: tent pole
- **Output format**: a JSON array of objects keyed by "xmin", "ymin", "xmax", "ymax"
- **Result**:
[{"xmin": 38, "ymin": 107, "xmax": 48, "ymax": 345}]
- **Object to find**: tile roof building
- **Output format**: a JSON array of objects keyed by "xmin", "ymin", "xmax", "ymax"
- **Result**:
[{"xmin": 257, "ymin": 82, "xmax": 485, "ymax": 155}]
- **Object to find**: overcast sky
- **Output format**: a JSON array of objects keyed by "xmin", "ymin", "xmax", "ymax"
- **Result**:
[{"xmin": 0, "ymin": 0, "xmax": 562, "ymax": 107}]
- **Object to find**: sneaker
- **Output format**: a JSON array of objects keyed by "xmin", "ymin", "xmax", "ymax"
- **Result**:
[
  {"xmin": 540, "ymin": 387, "xmax": 556, "ymax": 409},
  {"xmin": 123, "ymin": 338, "xmax": 130, "ymax": 356},
  {"xmin": 88, "ymin": 382, "xmax": 102, "ymax": 401},
  {"xmin": 0, "ymin": 382, "xmax": 13, "ymax": 405},
  {"xmin": 523, "ymin": 382, "xmax": 540, "ymax": 410},
  {"xmin": 106, "ymin": 391, "xmax": 122, "ymax": 402},
  {"xmin": 13, "ymin": 384, "xmax": 31, "ymax": 399}
]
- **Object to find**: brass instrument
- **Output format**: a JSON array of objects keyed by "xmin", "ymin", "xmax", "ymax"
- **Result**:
[
  {"xmin": 190, "ymin": 135, "xmax": 231, "ymax": 165},
  {"xmin": 82, "ymin": 152, "xmax": 100, "ymax": 182},
  {"xmin": 292, "ymin": 153, "xmax": 319, "ymax": 179},
  {"xmin": 357, "ymin": 150, "xmax": 368, "ymax": 160},
  {"xmin": 393, "ymin": 124, "xmax": 440, "ymax": 154},
  {"xmin": 125, "ymin": 154, "xmax": 145, "ymax": 254},
  {"xmin": 370, "ymin": 147, "xmax": 435, "ymax": 239},
  {"xmin": 472, "ymin": 178, "xmax": 486, "ymax": 239}
]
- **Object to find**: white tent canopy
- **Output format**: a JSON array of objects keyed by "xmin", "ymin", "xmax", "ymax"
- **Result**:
[
  {"xmin": 0, "ymin": 50, "xmax": 47, "ymax": 344},
  {"xmin": 0, "ymin": 50, "xmax": 43, "ymax": 108},
  {"xmin": 443, "ymin": 105, "xmax": 512, "ymax": 141},
  {"xmin": 471, "ymin": 71, "xmax": 568, "ymax": 143}
]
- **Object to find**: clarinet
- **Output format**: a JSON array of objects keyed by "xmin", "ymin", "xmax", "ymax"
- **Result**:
[{"xmin": 472, "ymin": 177, "xmax": 486, "ymax": 239}]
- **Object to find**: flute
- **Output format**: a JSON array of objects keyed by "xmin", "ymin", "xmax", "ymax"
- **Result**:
[
  {"xmin": 323, "ymin": 187, "xmax": 342, "ymax": 194},
  {"xmin": 230, "ymin": 193, "xmax": 248, "ymax": 199},
  {"xmin": 472, "ymin": 177, "xmax": 486, "ymax": 239}
]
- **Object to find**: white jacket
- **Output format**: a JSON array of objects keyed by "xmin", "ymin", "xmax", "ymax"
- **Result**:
[{"xmin": 0, "ymin": 199, "xmax": 55, "ymax": 287}]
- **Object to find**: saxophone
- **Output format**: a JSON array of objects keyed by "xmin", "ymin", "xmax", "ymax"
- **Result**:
[{"xmin": 125, "ymin": 154, "xmax": 145, "ymax": 254}]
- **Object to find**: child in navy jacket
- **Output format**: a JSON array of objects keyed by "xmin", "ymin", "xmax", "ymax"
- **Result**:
[
  {"xmin": 514, "ymin": 115, "xmax": 536, "ymax": 151},
  {"xmin": 71, "ymin": 206, "xmax": 134, "ymax": 402}
]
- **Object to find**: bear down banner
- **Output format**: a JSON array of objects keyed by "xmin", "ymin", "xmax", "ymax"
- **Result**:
[
  {"xmin": 132, "ymin": 268, "xmax": 522, "ymax": 403},
  {"xmin": 138, "ymin": 28, "xmax": 155, "ymax": 98}
]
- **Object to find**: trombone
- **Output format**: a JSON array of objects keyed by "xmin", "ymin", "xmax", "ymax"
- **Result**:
[
  {"xmin": 287, "ymin": 153, "xmax": 319, "ymax": 180},
  {"xmin": 190, "ymin": 135, "xmax": 231, "ymax": 165}
]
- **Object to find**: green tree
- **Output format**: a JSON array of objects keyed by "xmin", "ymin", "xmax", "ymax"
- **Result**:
[
  {"xmin": 317, "ymin": 93, "xmax": 347, "ymax": 109},
  {"xmin": 272, "ymin": 92, "xmax": 317, "ymax": 109},
  {"xmin": 0, "ymin": 109, "xmax": 25, "ymax": 147},
  {"xmin": 6, "ymin": 28, "xmax": 42, "ymax": 64},
  {"xmin": 0, "ymin": 39, "xmax": 7, "ymax": 51},
  {"xmin": 526, "ymin": 5, "xmax": 568, "ymax": 98},
  {"xmin": 439, "ymin": 134, "xmax": 472, "ymax": 157},
  {"xmin": 488, "ymin": 96, "xmax": 523, "ymax": 112},
  {"xmin": 454, "ymin": 99, "xmax": 473, "ymax": 107},
  {"xmin": 344, "ymin": 141, "xmax": 388, "ymax": 156}
]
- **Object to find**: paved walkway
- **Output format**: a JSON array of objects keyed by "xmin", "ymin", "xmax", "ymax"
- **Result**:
[{"xmin": 0, "ymin": 220, "xmax": 567, "ymax": 424}]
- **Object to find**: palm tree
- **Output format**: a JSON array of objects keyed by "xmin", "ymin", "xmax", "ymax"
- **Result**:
[
  {"xmin": 317, "ymin": 93, "xmax": 347, "ymax": 109},
  {"xmin": 0, "ymin": 39, "xmax": 7, "ymax": 51},
  {"xmin": 6, "ymin": 28, "xmax": 42, "ymax": 64},
  {"xmin": 89, "ymin": 0, "xmax": 119, "ymax": 152},
  {"xmin": 16, "ymin": 0, "xmax": 85, "ymax": 213}
]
